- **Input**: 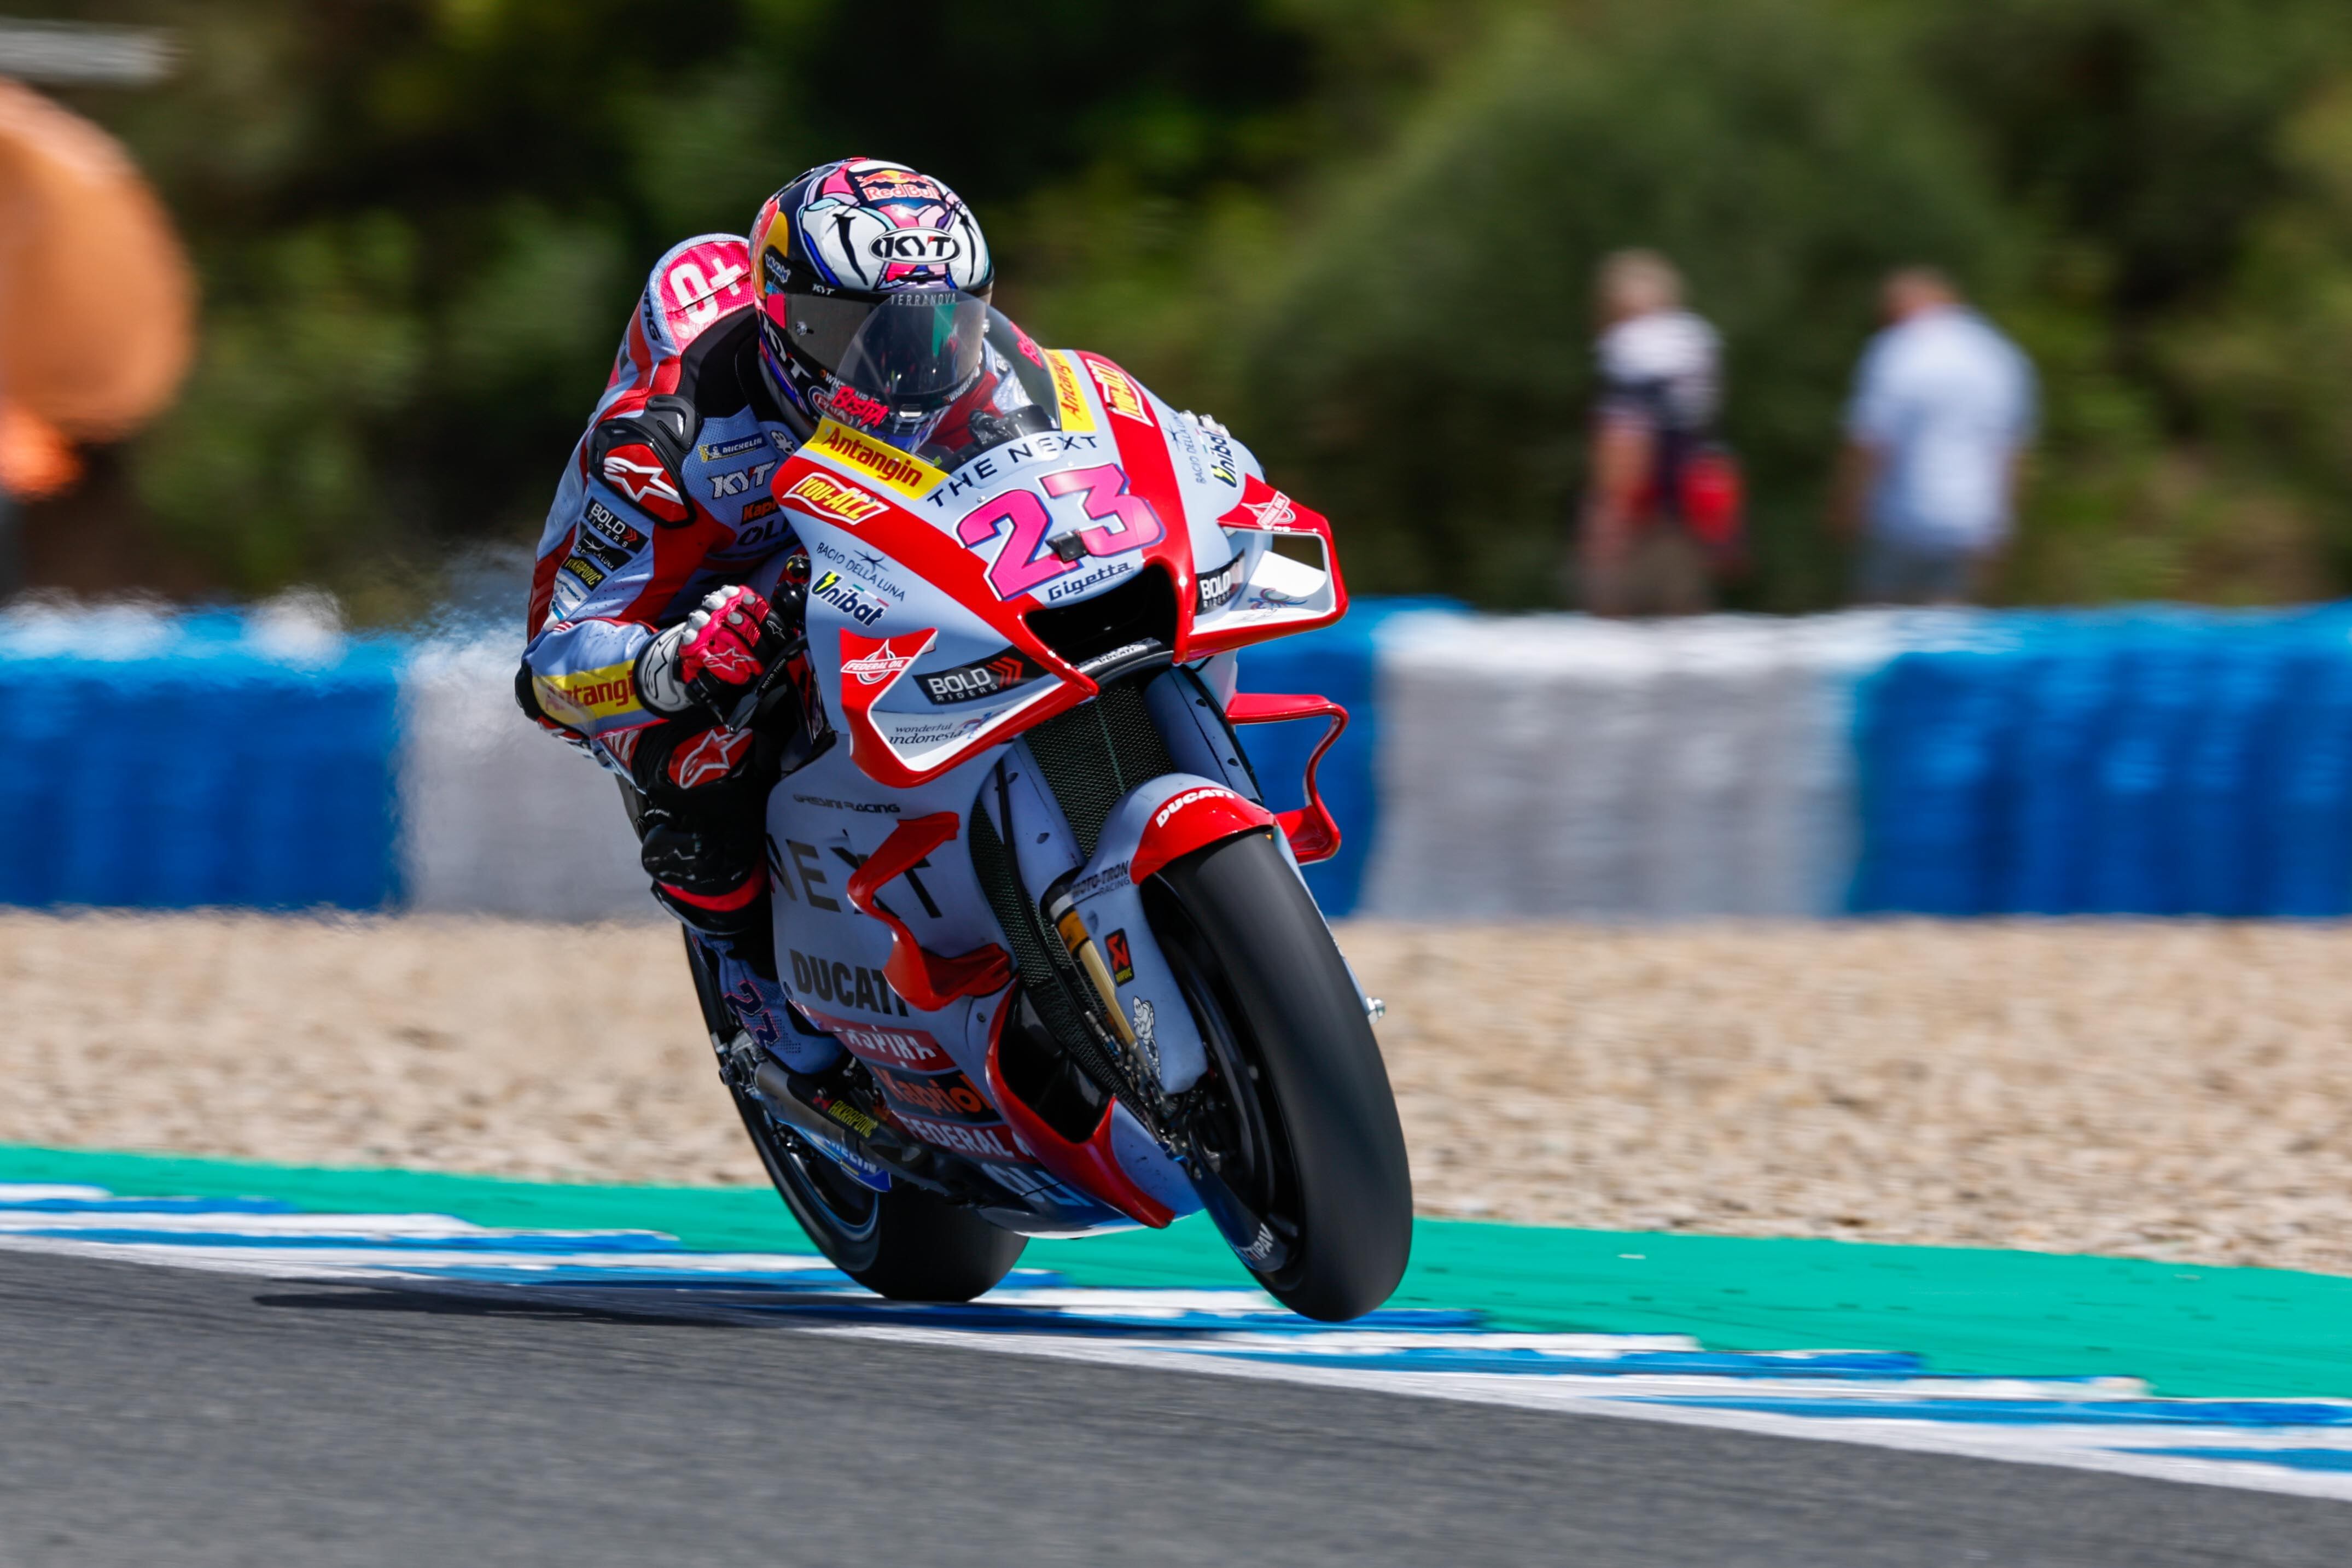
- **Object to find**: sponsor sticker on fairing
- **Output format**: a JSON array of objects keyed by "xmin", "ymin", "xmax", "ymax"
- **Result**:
[
  {"xmin": 781, "ymin": 471, "xmax": 890, "ymax": 527},
  {"xmin": 840, "ymin": 629, "xmax": 936, "ymax": 686},
  {"xmin": 918, "ymin": 648, "xmax": 1044, "ymax": 706},
  {"xmin": 1083, "ymin": 358, "xmax": 1154, "ymax": 424},
  {"xmin": 807, "ymin": 419, "xmax": 947, "ymax": 499},
  {"xmin": 894, "ymin": 1115, "xmax": 1029, "ymax": 1164},
  {"xmin": 1046, "ymin": 351, "xmax": 1098, "ymax": 435},
  {"xmin": 1195, "ymin": 556, "xmax": 1244, "ymax": 614},
  {"xmin": 810, "ymin": 570, "xmax": 887, "ymax": 627},
  {"xmin": 1152, "ymin": 785, "xmax": 1242, "ymax": 830}
]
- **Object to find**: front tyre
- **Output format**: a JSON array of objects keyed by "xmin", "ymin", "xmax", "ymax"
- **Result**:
[{"xmin": 1150, "ymin": 830, "xmax": 1412, "ymax": 1321}]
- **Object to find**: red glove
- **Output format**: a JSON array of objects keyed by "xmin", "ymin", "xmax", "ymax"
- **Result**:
[{"xmin": 637, "ymin": 585, "xmax": 779, "ymax": 724}]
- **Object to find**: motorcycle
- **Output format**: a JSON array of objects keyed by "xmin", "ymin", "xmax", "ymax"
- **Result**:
[{"xmin": 678, "ymin": 341, "xmax": 1411, "ymax": 1322}]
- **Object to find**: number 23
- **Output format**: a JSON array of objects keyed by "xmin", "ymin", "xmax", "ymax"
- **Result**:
[{"xmin": 954, "ymin": 465, "xmax": 1166, "ymax": 599}]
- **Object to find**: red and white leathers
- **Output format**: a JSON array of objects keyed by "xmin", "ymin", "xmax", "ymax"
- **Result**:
[{"xmin": 520, "ymin": 232, "xmax": 1045, "ymax": 1069}]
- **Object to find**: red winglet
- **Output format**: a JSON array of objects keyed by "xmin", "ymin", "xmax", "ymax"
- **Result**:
[
  {"xmin": 844, "ymin": 813, "xmax": 1013, "ymax": 1011},
  {"xmin": 1224, "ymin": 692, "xmax": 1347, "ymax": 865},
  {"xmin": 983, "ymin": 1002, "xmax": 1174, "ymax": 1228}
]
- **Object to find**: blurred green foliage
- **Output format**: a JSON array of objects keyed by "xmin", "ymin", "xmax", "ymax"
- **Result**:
[{"xmin": 31, "ymin": 0, "xmax": 2352, "ymax": 609}]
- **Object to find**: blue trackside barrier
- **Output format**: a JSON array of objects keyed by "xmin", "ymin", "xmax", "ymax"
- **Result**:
[
  {"xmin": 1850, "ymin": 605, "xmax": 2352, "ymax": 917},
  {"xmin": 0, "ymin": 608, "xmax": 405, "ymax": 911},
  {"xmin": 13, "ymin": 598, "xmax": 2352, "ymax": 920}
]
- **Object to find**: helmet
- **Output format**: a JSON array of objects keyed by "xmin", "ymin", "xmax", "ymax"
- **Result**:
[{"xmin": 750, "ymin": 158, "xmax": 995, "ymax": 451}]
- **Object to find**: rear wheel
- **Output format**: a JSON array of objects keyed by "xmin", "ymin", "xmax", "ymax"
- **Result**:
[
  {"xmin": 730, "ymin": 1091, "xmax": 1027, "ymax": 1302},
  {"xmin": 1150, "ymin": 830, "xmax": 1412, "ymax": 1321},
  {"xmin": 683, "ymin": 931, "xmax": 1026, "ymax": 1303}
]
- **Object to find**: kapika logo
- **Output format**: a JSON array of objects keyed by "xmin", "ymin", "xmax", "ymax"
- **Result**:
[
  {"xmin": 1084, "ymin": 357, "xmax": 1152, "ymax": 424},
  {"xmin": 840, "ymin": 628, "xmax": 938, "ymax": 686},
  {"xmin": 811, "ymin": 570, "xmax": 886, "ymax": 627},
  {"xmin": 1152, "ymin": 786, "xmax": 1240, "ymax": 830},
  {"xmin": 707, "ymin": 461, "xmax": 777, "ymax": 499},
  {"xmin": 1196, "ymin": 556, "xmax": 1244, "ymax": 614},
  {"xmin": 919, "ymin": 648, "xmax": 1043, "ymax": 706},
  {"xmin": 867, "ymin": 231, "xmax": 963, "ymax": 264},
  {"xmin": 782, "ymin": 471, "xmax": 890, "ymax": 527}
]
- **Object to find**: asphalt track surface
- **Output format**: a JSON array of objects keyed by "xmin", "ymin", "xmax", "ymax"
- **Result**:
[{"xmin": 4, "ymin": 1252, "xmax": 2348, "ymax": 1566}]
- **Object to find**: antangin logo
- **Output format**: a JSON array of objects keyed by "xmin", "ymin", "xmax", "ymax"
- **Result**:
[
  {"xmin": 810, "ymin": 419, "xmax": 947, "ymax": 499},
  {"xmin": 532, "ymin": 661, "xmax": 642, "ymax": 724},
  {"xmin": 1046, "ymin": 351, "xmax": 1097, "ymax": 435}
]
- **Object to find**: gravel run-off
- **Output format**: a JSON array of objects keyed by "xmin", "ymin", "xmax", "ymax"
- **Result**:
[{"xmin": 4, "ymin": 912, "xmax": 2346, "ymax": 1276}]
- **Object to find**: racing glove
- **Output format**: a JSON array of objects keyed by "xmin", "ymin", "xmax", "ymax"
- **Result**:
[{"xmin": 635, "ymin": 585, "xmax": 784, "ymax": 727}]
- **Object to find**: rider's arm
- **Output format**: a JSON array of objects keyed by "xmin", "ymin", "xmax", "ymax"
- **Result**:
[{"xmin": 518, "ymin": 450, "xmax": 699, "ymax": 771}]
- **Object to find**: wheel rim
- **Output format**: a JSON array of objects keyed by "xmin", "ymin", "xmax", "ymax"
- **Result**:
[
  {"xmin": 1155, "ymin": 888, "xmax": 1305, "ymax": 1284},
  {"xmin": 748, "ymin": 1104, "xmax": 883, "ymax": 1246}
]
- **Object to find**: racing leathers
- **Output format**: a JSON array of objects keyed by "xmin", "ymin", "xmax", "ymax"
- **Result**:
[{"xmin": 519, "ymin": 233, "xmax": 1050, "ymax": 1067}]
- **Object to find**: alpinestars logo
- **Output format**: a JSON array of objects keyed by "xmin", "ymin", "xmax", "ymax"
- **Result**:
[
  {"xmin": 919, "ymin": 648, "xmax": 1044, "ymax": 705},
  {"xmin": 666, "ymin": 726, "xmax": 753, "ymax": 788},
  {"xmin": 841, "ymin": 629, "xmax": 938, "ymax": 686},
  {"xmin": 707, "ymin": 461, "xmax": 777, "ymax": 499},
  {"xmin": 602, "ymin": 447, "xmax": 686, "ymax": 520}
]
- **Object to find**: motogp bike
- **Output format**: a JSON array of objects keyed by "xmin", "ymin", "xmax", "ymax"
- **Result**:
[{"xmin": 684, "ymin": 348, "xmax": 1410, "ymax": 1321}]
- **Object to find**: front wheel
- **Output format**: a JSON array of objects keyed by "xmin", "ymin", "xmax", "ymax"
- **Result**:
[{"xmin": 1150, "ymin": 829, "xmax": 1412, "ymax": 1320}]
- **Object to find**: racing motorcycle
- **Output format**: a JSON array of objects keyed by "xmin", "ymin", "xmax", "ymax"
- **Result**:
[{"xmin": 682, "ymin": 339, "xmax": 1410, "ymax": 1322}]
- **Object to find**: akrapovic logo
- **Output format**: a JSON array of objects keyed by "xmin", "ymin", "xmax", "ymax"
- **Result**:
[
  {"xmin": 1195, "ymin": 557, "xmax": 1243, "ymax": 614},
  {"xmin": 918, "ymin": 648, "xmax": 1043, "ymax": 706}
]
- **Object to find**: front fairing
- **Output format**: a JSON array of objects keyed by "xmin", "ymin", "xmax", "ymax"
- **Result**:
[{"xmin": 762, "ymin": 346, "xmax": 1344, "ymax": 1235}]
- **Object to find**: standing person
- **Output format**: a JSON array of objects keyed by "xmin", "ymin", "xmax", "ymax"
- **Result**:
[
  {"xmin": 1833, "ymin": 267, "xmax": 2036, "ymax": 605},
  {"xmin": 1573, "ymin": 249, "xmax": 1739, "ymax": 616}
]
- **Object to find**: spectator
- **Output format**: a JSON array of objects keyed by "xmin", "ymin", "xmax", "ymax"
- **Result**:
[
  {"xmin": 1833, "ymin": 267, "xmax": 2036, "ymax": 605},
  {"xmin": 1574, "ymin": 249, "xmax": 1733, "ymax": 616}
]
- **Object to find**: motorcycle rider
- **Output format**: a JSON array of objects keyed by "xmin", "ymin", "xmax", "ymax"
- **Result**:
[{"xmin": 517, "ymin": 158, "xmax": 1052, "ymax": 1070}]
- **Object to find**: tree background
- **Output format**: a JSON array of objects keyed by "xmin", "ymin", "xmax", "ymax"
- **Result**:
[{"xmin": 20, "ymin": 0, "xmax": 2352, "ymax": 615}]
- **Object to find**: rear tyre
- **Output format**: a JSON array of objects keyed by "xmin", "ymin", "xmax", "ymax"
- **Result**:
[
  {"xmin": 1151, "ymin": 829, "xmax": 1412, "ymax": 1321},
  {"xmin": 730, "ymin": 1092, "xmax": 1027, "ymax": 1302},
  {"xmin": 683, "ymin": 930, "xmax": 1026, "ymax": 1303}
]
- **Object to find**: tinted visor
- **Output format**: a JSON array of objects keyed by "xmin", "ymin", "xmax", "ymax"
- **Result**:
[{"xmin": 784, "ymin": 287, "xmax": 991, "ymax": 415}]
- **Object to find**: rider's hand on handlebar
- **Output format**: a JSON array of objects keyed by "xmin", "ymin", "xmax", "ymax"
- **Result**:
[{"xmin": 636, "ymin": 585, "xmax": 783, "ymax": 725}]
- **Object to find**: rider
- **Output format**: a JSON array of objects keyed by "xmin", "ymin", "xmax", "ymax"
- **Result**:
[{"xmin": 517, "ymin": 158, "xmax": 1053, "ymax": 1070}]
